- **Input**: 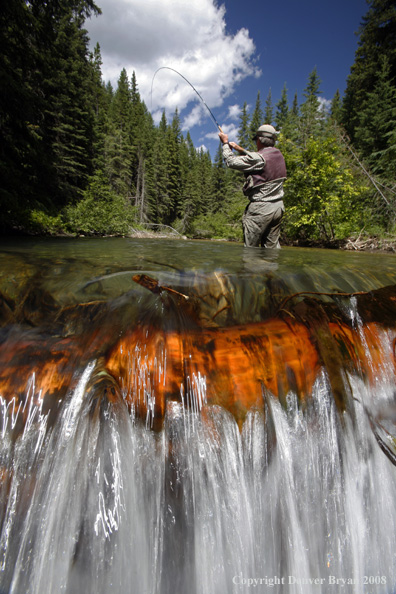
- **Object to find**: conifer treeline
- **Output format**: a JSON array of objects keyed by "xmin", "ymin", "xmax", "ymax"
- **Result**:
[{"xmin": 1, "ymin": 0, "xmax": 395, "ymax": 241}]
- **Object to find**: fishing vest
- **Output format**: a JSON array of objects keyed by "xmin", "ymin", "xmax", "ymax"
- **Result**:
[{"xmin": 250, "ymin": 147, "xmax": 287, "ymax": 187}]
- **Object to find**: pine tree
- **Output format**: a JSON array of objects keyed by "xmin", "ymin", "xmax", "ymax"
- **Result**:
[
  {"xmin": 341, "ymin": 0, "xmax": 396, "ymax": 225},
  {"xmin": 105, "ymin": 69, "xmax": 133, "ymax": 196},
  {"xmin": 291, "ymin": 92, "xmax": 299, "ymax": 117},
  {"xmin": 35, "ymin": 0, "xmax": 101, "ymax": 205},
  {"xmin": 130, "ymin": 72, "xmax": 145, "ymax": 137},
  {"xmin": 129, "ymin": 71, "xmax": 154, "ymax": 221},
  {"xmin": 0, "ymin": 0, "xmax": 101, "ymax": 224},
  {"xmin": 275, "ymin": 83, "xmax": 289, "ymax": 130},
  {"xmin": 178, "ymin": 132, "xmax": 201, "ymax": 233},
  {"xmin": 329, "ymin": 89, "xmax": 343, "ymax": 125},
  {"xmin": 264, "ymin": 89, "xmax": 274, "ymax": 124},
  {"xmin": 0, "ymin": 0, "xmax": 39, "ymax": 222},
  {"xmin": 89, "ymin": 43, "xmax": 109, "ymax": 173},
  {"xmin": 145, "ymin": 130, "xmax": 162, "ymax": 223},
  {"xmin": 237, "ymin": 102, "xmax": 250, "ymax": 149},
  {"xmin": 165, "ymin": 109, "xmax": 183, "ymax": 223},
  {"xmin": 343, "ymin": 0, "xmax": 396, "ymax": 141},
  {"xmin": 299, "ymin": 68, "xmax": 323, "ymax": 146},
  {"xmin": 197, "ymin": 149, "xmax": 214, "ymax": 216},
  {"xmin": 152, "ymin": 111, "xmax": 172, "ymax": 223},
  {"xmin": 354, "ymin": 56, "xmax": 396, "ymax": 180},
  {"xmin": 210, "ymin": 142, "xmax": 228, "ymax": 212},
  {"xmin": 249, "ymin": 92, "xmax": 264, "ymax": 149},
  {"xmin": 279, "ymin": 91, "xmax": 300, "ymax": 141}
]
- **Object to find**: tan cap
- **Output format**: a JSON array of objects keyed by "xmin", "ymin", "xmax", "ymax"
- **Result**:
[{"xmin": 253, "ymin": 124, "xmax": 279, "ymax": 140}]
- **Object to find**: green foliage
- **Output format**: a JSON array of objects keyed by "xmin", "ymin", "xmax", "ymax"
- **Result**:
[
  {"xmin": 0, "ymin": 1, "xmax": 39, "ymax": 219},
  {"xmin": 330, "ymin": 90, "xmax": 342, "ymax": 125},
  {"xmin": 299, "ymin": 68, "xmax": 324, "ymax": 145},
  {"xmin": 275, "ymin": 84, "xmax": 289, "ymax": 130},
  {"xmin": 343, "ymin": 0, "xmax": 396, "ymax": 141},
  {"xmin": 189, "ymin": 167, "xmax": 245, "ymax": 241},
  {"xmin": 248, "ymin": 92, "xmax": 264, "ymax": 150},
  {"xmin": 238, "ymin": 102, "xmax": 251, "ymax": 148},
  {"xmin": 354, "ymin": 56, "xmax": 396, "ymax": 179},
  {"xmin": 27, "ymin": 209, "xmax": 64, "ymax": 235},
  {"xmin": 64, "ymin": 172, "xmax": 137, "ymax": 235},
  {"xmin": 0, "ymin": 0, "xmax": 101, "ymax": 224},
  {"xmin": 105, "ymin": 69, "xmax": 133, "ymax": 196},
  {"xmin": 264, "ymin": 89, "xmax": 274, "ymax": 125},
  {"xmin": 341, "ymin": 0, "xmax": 396, "ymax": 224},
  {"xmin": 278, "ymin": 133, "xmax": 369, "ymax": 240},
  {"xmin": 190, "ymin": 211, "xmax": 243, "ymax": 242}
]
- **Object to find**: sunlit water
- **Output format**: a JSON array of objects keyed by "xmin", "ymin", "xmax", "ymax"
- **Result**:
[{"xmin": 0, "ymin": 238, "xmax": 396, "ymax": 593}]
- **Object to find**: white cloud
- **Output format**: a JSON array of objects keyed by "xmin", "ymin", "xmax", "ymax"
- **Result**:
[
  {"xmin": 205, "ymin": 122, "xmax": 239, "ymax": 142},
  {"xmin": 86, "ymin": 0, "xmax": 260, "ymax": 128},
  {"xmin": 181, "ymin": 104, "xmax": 207, "ymax": 131},
  {"xmin": 227, "ymin": 104, "xmax": 241, "ymax": 120},
  {"xmin": 318, "ymin": 96, "xmax": 332, "ymax": 113},
  {"xmin": 196, "ymin": 144, "xmax": 209, "ymax": 153}
]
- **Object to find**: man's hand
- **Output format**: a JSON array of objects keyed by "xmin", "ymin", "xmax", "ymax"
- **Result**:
[
  {"xmin": 229, "ymin": 141, "xmax": 246, "ymax": 153},
  {"xmin": 218, "ymin": 131, "xmax": 229, "ymax": 144}
]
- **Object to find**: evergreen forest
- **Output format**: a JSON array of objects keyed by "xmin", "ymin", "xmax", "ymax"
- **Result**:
[{"xmin": 1, "ymin": 0, "xmax": 396, "ymax": 245}]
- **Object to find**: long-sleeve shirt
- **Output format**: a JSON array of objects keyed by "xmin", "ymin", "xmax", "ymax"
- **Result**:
[{"xmin": 222, "ymin": 144, "xmax": 285, "ymax": 203}]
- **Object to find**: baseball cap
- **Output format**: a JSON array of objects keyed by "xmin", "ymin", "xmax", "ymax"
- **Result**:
[{"xmin": 252, "ymin": 124, "xmax": 280, "ymax": 141}]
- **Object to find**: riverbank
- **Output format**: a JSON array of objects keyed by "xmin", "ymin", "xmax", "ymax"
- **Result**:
[
  {"xmin": 125, "ymin": 230, "xmax": 396, "ymax": 252},
  {"xmin": 2, "ymin": 226, "xmax": 396, "ymax": 253},
  {"xmin": 282, "ymin": 235, "xmax": 396, "ymax": 253}
]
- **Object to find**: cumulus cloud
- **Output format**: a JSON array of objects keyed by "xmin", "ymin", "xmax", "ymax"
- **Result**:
[
  {"xmin": 227, "ymin": 104, "xmax": 242, "ymax": 120},
  {"xmin": 86, "ymin": 0, "xmax": 260, "ymax": 129},
  {"xmin": 205, "ymin": 122, "xmax": 239, "ymax": 143},
  {"xmin": 196, "ymin": 144, "xmax": 209, "ymax": 153},
  {"xmin": 181, "ymin": 104, "xmax": 207, "ymax": 131}
]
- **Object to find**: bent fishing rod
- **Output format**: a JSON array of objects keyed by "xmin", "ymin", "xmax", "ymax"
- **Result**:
[
  {"xmin": 151, "ymin": 67, "xmax": 247, "ymax": 152},
  {"xmin": 151, "ymin": 66, "xmax": 223, "ymax": 132}
]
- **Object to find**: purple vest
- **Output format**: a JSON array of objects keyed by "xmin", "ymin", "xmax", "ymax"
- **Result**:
[{"xmin": 250, "ymin": 147, "xmax": 287, "ymax": 187}]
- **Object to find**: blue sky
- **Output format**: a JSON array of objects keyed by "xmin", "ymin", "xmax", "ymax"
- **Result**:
[{"xmin": 86, "ymin": 0, "xmax": 368, "ymax": 156}]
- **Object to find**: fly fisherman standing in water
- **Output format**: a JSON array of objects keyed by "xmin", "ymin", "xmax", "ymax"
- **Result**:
[{"xmin": 218, "ymin": 125, "xmax": 287, "ymax": 248}]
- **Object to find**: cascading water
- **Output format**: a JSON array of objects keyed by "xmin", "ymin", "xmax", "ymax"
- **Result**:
[{"xmin": 0, "ymin": 238, "xmax": 396, "ymax": 594}]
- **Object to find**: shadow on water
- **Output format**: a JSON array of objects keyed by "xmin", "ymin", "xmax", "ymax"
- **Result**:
[{"xmin": 1, "ymin": 238, "xmax": 396, "ymax": 593}]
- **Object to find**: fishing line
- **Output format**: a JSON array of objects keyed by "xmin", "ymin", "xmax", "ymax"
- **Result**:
[{"xmin": 150, "ymin": 66, "xmax": 222, "ymax": 132}]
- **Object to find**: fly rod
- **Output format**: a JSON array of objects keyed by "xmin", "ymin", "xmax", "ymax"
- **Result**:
[
  {"xmin": 151, "ymin": 66, "xmax": 224, "ymax": 133},
  {"xmin": 150, "ymin": 66, "xmax": 247, "ymax": 153}
]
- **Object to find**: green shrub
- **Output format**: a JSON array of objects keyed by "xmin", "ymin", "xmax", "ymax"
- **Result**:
[
  {"xmin": 190, "ymin": 212, "xmax": 243, "ymax": 242},
  {"xmin": 28, "ymin": 209, "xmax": 64, "ymax": 235},
  {"xmin": 64, "ymin": 172, "xmax": 137, "ymax": 235}
]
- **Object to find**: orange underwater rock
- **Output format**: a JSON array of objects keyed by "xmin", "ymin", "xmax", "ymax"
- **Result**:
[
  {"xmin": 0, "ymin": 283, "xmax": 395, "ymax": 435},
  {"xmin": 105, "ymin": 316, "xmax": 396, "ymax": 429},
  {"xmin": 105, "ymin": 317, "xmax": 321, "ymax": 427}
]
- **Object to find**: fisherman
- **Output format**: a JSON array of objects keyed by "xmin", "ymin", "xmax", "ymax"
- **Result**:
[{"xmin": 218, "ymin": 124, "xmax": 287, "ymax": 248}]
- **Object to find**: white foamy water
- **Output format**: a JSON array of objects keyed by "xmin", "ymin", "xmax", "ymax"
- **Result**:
[{"xmin": 0, "ymin": 358, "xmax": 395, "ymax": 594}]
